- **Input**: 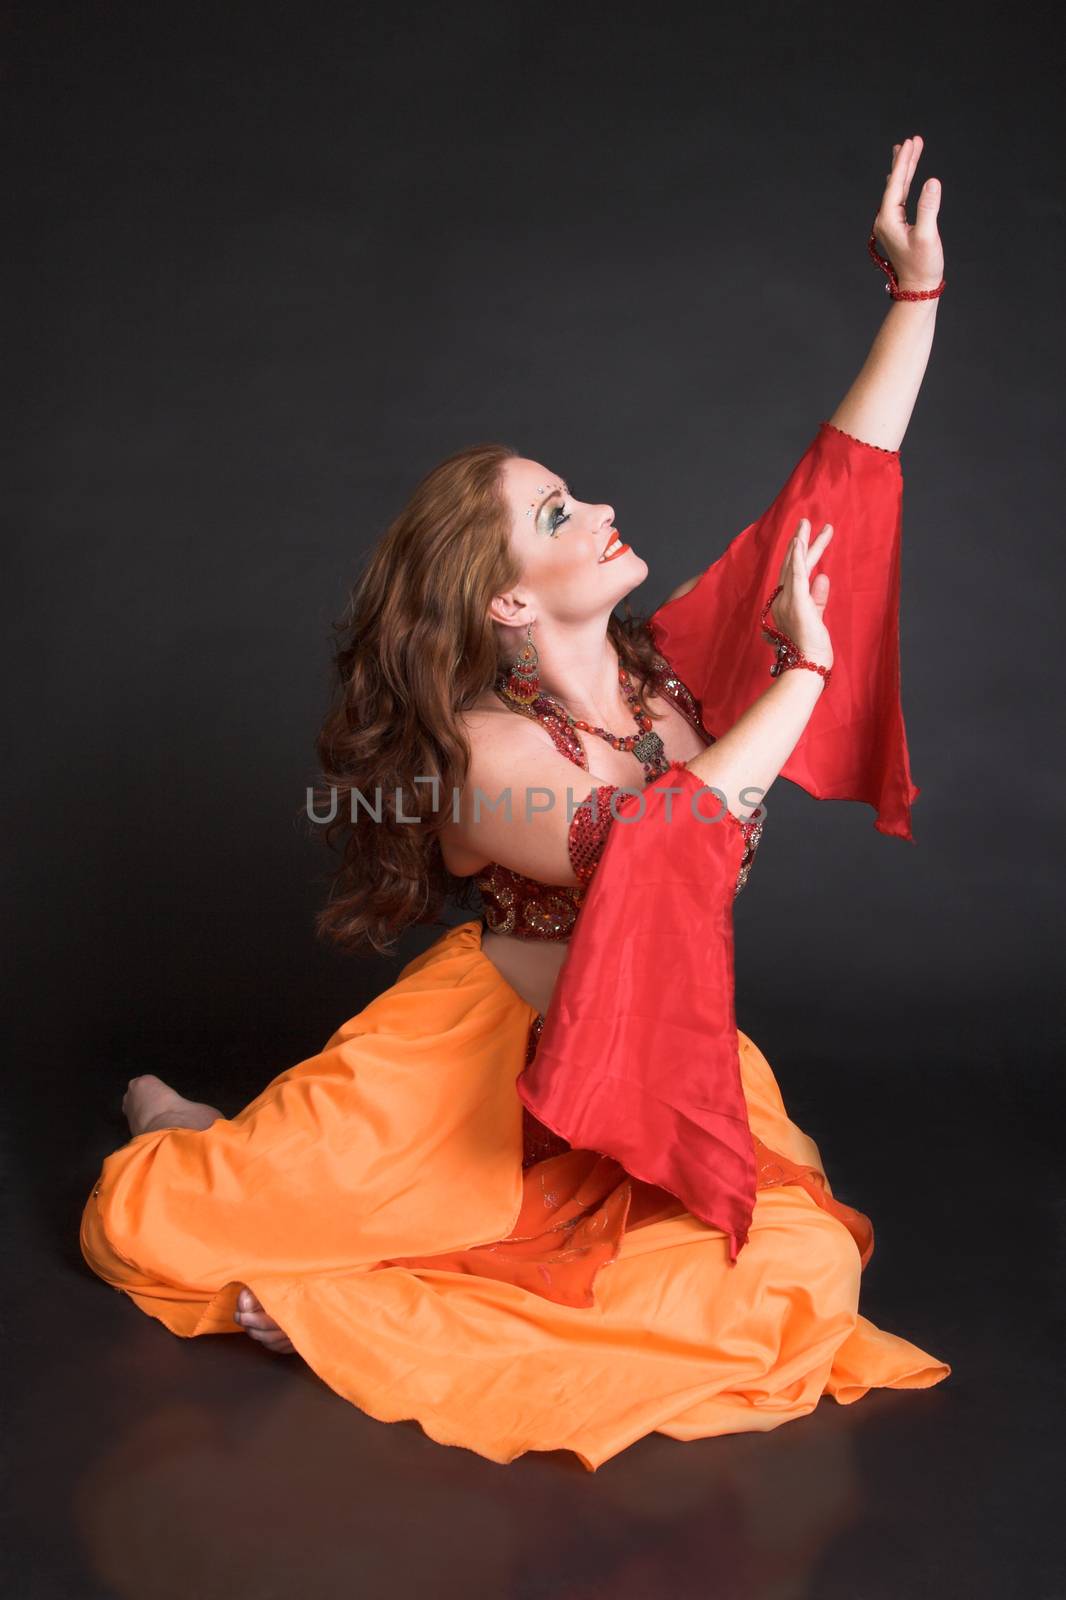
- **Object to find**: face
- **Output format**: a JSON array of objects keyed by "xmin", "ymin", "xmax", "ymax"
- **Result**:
[{"xmin": 492, "ymin": 457, "xmax": 649, "ymax": 629}]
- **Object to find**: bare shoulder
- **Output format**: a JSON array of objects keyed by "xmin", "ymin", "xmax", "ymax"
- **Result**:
[
  {"xmin": 458, "ymin": 689, "xmax": 556, "ymax": 751},
  {"xmin": 439, "ymin": 690, "xmax": 556, "ymax": 877}
]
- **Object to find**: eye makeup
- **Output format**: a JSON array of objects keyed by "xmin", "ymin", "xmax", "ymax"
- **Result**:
[
  {"xmin": 547, "ymin": 497, "xmax": 570, "ymax": 536},
  {"xmin": 529, "ymin": 481, "xmax": 572, "ymax": 537}
]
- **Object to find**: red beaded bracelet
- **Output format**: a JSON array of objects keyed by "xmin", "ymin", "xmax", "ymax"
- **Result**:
[
  {"xmin": 760, "ymin": 587, "xmax": 833, "ymax": 685},
  {"xmin": 867, "ymin": 226, "xmax": 946, "ymax": 301}
]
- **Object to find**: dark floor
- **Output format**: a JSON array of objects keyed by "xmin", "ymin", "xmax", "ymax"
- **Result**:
[{"xmin": 7, "ymin": 1038, "xmax": 1062, "ymax": 1600}]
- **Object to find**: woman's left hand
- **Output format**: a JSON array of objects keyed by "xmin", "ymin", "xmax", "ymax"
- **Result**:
[{"xmin": 872, "ymin": 135, "xmax": 944, "ymax": 293}]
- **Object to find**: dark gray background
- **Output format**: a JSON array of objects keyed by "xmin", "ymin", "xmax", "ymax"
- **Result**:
[{"xmin": 4, "ymin": 4, "xmax": 1063, "ymax": 1597}]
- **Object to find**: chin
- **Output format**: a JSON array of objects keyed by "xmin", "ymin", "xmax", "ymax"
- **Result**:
[{"xmin": 606, "ymin": 548, "xmax": 648, "ymax": 588}]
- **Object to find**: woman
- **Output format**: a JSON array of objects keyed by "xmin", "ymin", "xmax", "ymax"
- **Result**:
[{"xmin": 82, "ymin": 136, "xmax": 951, "ymax": 1470}]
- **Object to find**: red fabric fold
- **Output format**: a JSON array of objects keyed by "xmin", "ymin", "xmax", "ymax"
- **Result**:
[
  {"xmin": 516, "ymin": 764, "xmax": 759, "ymax": 1261},
  {"xmin": 648, "ymin": 419, "xmax": 919, "ymax": 841},
  {"xmin": 514, "ymin": 421, "xmax": 919, "ymax": 1261}
]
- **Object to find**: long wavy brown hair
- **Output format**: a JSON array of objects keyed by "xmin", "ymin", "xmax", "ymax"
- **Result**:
[{"xmin": 308, "ymin": 441, "xmax": 669, "ymax": 957}]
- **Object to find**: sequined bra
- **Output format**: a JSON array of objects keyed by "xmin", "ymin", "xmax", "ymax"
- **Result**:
[{"xmin": 475, "ymin": 643, "xmax": 764, "ymax": 941}]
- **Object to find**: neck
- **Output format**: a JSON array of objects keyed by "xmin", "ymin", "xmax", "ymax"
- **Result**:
[{"xmin": 520, "ymin": 617, "xmax": 631, "ymax": 727}]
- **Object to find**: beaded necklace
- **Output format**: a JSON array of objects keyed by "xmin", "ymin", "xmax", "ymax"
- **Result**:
[
  {"xmin": 539, "ymin": 664, "xmax": 669, "ymax": 782},
  {"xmin": 494, "ymin": 644, "xmax": 670, "ymax": 782}
]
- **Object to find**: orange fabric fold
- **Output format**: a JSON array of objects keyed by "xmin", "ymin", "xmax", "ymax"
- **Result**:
[
  {"xmin": 80, "ymin": 921, "xmax": 949, "ymax": 1470},
  {"xmin": 385, "ymin": 1130, "xmax": 873, "ymax": 1309}
]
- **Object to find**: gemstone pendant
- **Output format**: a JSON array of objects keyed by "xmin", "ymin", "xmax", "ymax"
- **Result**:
[{"xmin": 632, "ymin": 728, "xmax": 666, "ymax": 766}]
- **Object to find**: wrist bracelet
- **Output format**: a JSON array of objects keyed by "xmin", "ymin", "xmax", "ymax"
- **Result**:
[
  {"xmin": 867, "ymin": 226, "xmax": 946, "ymax": 302},
  {"xmin": 760, "ymin": 587, "xmax": 833, "ymax": 686}
]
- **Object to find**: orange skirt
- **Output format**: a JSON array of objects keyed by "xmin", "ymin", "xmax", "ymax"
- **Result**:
[{"xmin": 80, "ymin": 918, "xmax": 950, "ymax": 1471}]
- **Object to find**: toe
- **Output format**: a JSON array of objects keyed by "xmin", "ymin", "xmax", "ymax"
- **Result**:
[
  {"xmin": 239, "ymin": 1310, "xmax": 277, "ymax": 1332},
  {"xmin": 255, "ymin": 1330, "xmax": 296, "ymax": 1355}
]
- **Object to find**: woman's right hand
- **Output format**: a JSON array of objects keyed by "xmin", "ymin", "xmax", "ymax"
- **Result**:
[{"xmin": 766, "ymin": 518, "xmax": 835, "ymax": 670}]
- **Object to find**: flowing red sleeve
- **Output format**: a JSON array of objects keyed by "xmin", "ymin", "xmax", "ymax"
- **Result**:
[
  {"xmin": 648, "ymin": 419, "xmax": 919, "ymax": 842},
  {"xmin": 515, "ymin": 763, "xmax": 758, "ymax": 1261}
]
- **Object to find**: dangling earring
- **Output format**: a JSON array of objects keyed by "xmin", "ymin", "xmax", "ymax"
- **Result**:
[{"xmin": 497, "ymin": 619, "xmax": 540, "ymax": 706}]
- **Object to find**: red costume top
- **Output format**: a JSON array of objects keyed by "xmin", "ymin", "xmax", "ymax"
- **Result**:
[
  {"xmin": 388, "ymin": 420, "xmax": 909, "ymax": 1302},
  {"xmin": 474, "ymin": 653, "xmax": 764, "ymax": 942}
]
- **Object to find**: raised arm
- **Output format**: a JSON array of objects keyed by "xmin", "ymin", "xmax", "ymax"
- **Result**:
[
  {"xmin": 665, "ymin": 134, "xmax": 945, "ymax": 604},
  {"xmin": 647, "ymin": 136, "xmax": 946, "ymax": 842},
  {"xmin": 829, "ymin": 135, "xmax": 945, "ymax": 452}
]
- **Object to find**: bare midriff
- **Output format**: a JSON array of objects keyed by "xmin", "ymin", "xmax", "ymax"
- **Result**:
[{"xmin": 479, "ymin": 928, "xmax": 569, "ymax": 1018}]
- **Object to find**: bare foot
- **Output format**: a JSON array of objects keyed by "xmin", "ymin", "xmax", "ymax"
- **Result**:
[
  {"xmin": 122, "ymin": 1074, "xmax": 224, "ymax": 1137},
  {"xmin": 233, "ymin": 1286, "xmax": 296, "ymax": 1354}
]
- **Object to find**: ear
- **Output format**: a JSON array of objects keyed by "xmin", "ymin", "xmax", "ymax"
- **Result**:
[{"xmin": 487, "ymin": 591, "xmax": 534, "ymax": 629}]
